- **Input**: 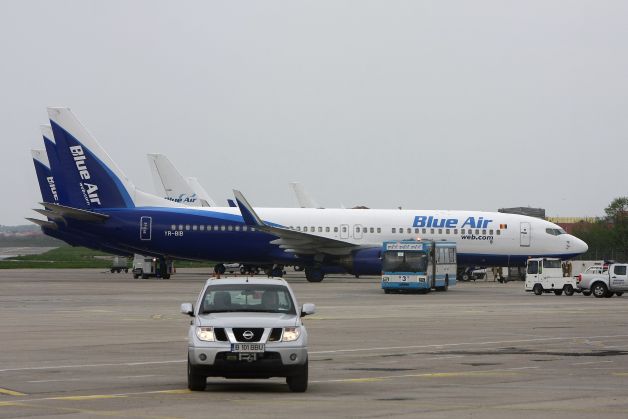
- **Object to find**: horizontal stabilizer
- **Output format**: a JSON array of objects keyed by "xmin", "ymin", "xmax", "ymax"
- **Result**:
[
  {"xmin": 33, "ymin": 208, "xmax": 64, "ymax": 221},
  {"xmin": 40, "ymin": 202, "xmax": 109, "ymax": 222},
  {"xmin": 26, "ymin": 218, "xmax": 58, "ymax": 230}
]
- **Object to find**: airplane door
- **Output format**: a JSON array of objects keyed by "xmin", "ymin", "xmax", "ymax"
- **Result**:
[
  {"xmin": 340, "ymin": 224, "xmax": 349, "ymax": 239},
  {"xmin": 520, "ymin": 222, "xmax": 530, "ymax": 247},
  {"xmin": 354, "ymin": 225, "xmax": 363, "ymax": 239},
  {"xmin": 140, "ymin": 216, "xmax": 152, "ymax": 241}
]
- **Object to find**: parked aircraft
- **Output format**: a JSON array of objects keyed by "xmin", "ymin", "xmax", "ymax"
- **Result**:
[{"xmin": 31, "ymin": 107, "xmax": 588, "ymax": 282}]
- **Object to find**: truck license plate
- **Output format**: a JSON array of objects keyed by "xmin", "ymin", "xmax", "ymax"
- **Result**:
[{"xmin": 231, "ymin": 343, "xmax": 265, "ymax": 353}]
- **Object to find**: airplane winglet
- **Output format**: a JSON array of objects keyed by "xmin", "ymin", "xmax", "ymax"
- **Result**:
[
  {"xmin": 233, "ymin": 190, "xmax": 265, "ymax": 227},
  {"xmin": 40, "ymin": 202, "xmax": 109, "ymax": 222}
]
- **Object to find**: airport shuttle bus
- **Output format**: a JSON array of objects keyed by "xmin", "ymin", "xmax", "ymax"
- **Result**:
[{"xmin": 381, "ymin": 240, "xmax": 457, "ymax": 293}]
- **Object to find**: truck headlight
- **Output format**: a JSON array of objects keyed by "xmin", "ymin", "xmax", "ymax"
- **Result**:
[
  {"xmin": 195, "ymin": 326, "xmax": 215, "ymax": 342},
  {"xmin": 282, "ymin": 327, "xmax": 301, "ymax": 342}
]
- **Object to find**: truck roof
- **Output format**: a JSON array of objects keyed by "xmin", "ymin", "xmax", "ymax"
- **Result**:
[{"xmin": 203, "ymin": 276, "xmax": 288, "ymax": 287}]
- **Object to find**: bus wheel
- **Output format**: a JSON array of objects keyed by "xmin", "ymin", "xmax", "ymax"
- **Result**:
[
  {"xmin": 564, "ymin": 285, "xmax": 574, "ymax": 296},
  {"xmin": 384, "ymin": 289, "xmax": 391, "ymax": 294},
  {"xmin": 533, "ymin": 284, "xmax": 543, "ymax": 295}
]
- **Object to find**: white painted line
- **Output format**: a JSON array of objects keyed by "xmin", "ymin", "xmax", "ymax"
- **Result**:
[
  {"xmin": 572, "ymin": 360, "xmax": 613, "ymax": 366},
  {"xmin": 0, "ymin": 360, "xmax": 184, "ymax": 373}
]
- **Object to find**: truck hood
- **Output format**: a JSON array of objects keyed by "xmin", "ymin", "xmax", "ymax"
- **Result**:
[{"xmin": 196, "ymin": 312, "xmax": 299, "ymax": 328}]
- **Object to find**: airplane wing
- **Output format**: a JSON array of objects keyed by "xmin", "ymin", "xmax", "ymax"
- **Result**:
[{"xmin": 233, "ymin": 190, "xmax": 358, "ymax": 256}]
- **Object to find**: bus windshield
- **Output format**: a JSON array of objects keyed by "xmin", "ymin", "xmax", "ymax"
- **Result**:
[{"xmin": 382, "ymin": 251, "xmax": 428, "ymax": 273}]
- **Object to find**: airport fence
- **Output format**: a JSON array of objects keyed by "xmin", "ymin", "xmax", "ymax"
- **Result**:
[{"xmin": 572, "ymin": 248, "xmax": 627, "ymax": 263}]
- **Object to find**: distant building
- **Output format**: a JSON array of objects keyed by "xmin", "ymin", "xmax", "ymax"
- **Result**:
[
  {"xmin": 546, "ymin": 216, "xmax": 602, "ymax": 234},
  {"xmin": 498, "ymin": 207, "xmax": 546, "ymax": 219}
]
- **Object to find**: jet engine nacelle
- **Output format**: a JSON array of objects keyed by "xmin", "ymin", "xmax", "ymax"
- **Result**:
[{"xmin": 333, "ymin": 247, "xmax": 382, "ymax": 276}]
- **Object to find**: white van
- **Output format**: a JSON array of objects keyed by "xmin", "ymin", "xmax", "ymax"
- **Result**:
[{"xmin": 525, "ymin": 257, "xmax": 578, "ymax": 296}]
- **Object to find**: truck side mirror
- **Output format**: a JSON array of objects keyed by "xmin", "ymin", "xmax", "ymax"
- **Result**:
[
  {"xmin": 301, "ymin": 303, "xmax": 316, "ymax": 317},
  {"xmin": 180, "ymin": 303, "xmax": 194, "ymax": 317}
]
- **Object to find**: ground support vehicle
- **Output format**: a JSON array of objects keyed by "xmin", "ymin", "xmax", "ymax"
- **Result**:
[
  {"xmin": 577, "ymin": 263, "xmax": 627, "ymax": 298},
  {"xmin": 181, "ymin": 277, "xmax": 316, "ymax": 392},
  {"xmin": 525, "ymin": 257, "xmax": 577, "ymax": 296},
  {"xmin": 110, "ymin": 256, "xmax": 128, "ymax": 273},
  {"xmin": 132, "ymin": 254, "xmax": 174, "ymax": 279},
  {"xmin": 381, "ymin": 240, "xmax": 457, "ymax": 293}
]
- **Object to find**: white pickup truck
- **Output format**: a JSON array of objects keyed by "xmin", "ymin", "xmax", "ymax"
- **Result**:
[{"xmin": 577, "ymin": 263, "xmax": 627, "ymax": 298}]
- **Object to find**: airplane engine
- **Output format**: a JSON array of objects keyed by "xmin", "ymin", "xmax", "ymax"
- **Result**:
[{"xmin": 333, "ymin": 247, "xmax": 382, "ymax": 276}]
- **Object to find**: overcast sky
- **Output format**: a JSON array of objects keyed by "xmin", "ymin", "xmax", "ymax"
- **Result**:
[{"xmin": 1, "ymin": 0, "xmax": 626, "ymax": 225}]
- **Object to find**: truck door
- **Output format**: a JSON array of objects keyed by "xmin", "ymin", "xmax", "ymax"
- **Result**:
[
  {"xmin": 611, "ymin": 265, "xmax": 627, "ymax": 290},
  {"xmin": 520, "ymin": 222, "xmax": 530, "ymax": 247}
]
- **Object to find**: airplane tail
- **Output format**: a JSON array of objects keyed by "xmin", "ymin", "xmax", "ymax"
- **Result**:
[
  {"xmin": 47, "ymin": 107, "xmax": 136, "ymax": 209},
  {"xmin": 30, "ymin": 149, "xmax": 59, "ymax": 204}
]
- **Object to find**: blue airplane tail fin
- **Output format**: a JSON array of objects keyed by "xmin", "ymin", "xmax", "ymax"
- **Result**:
[
  {"xmin": 31, "ymin": 149, "xmax": 59, "ymax": 204},
  {"xmin": 47, "ymin": 107, "xmax": 136, "ymax": 209}
]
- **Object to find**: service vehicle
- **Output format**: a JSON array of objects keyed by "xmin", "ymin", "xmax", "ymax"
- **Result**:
[
  {"xmin": 525, "ymin": 257, "xmax": 577, "ymax": 296},
  {"xmin": 381, "ymin": 240, "xmax": 457, "ymax": 293},
  {"xmin": 110, "ymin": 256, "xmax": 128, "ymax": 273},
  {"xmin": 575, "ymin": 265, "xmax": 607, "ymax": 296},
  {"xmin": 132, "ymin": 254, "xmax": 173, "ymax": 279},
  {"xmin": 577, "ymin": 263, "xmax": 627, "ymax": 298},
  {"xmin": 181, "ymin": 277, "xmax": 316, "ymax": 392}
]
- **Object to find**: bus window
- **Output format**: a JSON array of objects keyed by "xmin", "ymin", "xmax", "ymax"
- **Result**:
[{"xmin": 392, "ymin": 228, "xmax": 396, "ymax": 233}]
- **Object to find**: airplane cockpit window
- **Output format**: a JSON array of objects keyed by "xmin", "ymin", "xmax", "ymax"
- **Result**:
[{"xmin": 545, "ymin": 228, "xmax": 566, "ymax": 236}]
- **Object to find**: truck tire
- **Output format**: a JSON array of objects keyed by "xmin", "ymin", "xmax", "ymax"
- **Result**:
[
  {"xmin": 533, "ymin": 284, "xmax": 543, "ymax": 295},
  {"xmin": 133, "ymin": 274, "xmax": 139, "ymax": 279},
  {"xmin": 461, "ymin": 273, "xmax": 470, "ymax": 281},
  {"xmin": 286, "ymin": 360, "xmax": 308, "ymax": 392},
  {"xmin": 615, "ymin": 292, "xmax": 623, "ymax": 297},
  {"xmin": 214, "ymin": 264, "xmax": 226, "ymax": 275},
  {"xmin": 563, "ymin": 285, "xmax": 574, "ymax": 296},
  {"xmin": 554, "ymin": 290, "xmax": 563, "ymax": 296},
  {"xmin": 142, "ymin": 274, "xmax": 149, "ymax": 279},
  {"xmin": 604, "ymin": 292, "xmax": 614, "ymax": 298},
  {"xmin": 592, "ymin": 282, "xmax": 608, "ymax": 298},
  {"xmin": 110, "ymin": 268, "xmax": 115, "ymax": 273},
  {"xmin": 187, "ymin": 357, "xmax": 206, "ymax": 391}
]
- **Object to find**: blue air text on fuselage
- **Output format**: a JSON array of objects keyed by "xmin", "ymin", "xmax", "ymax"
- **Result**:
[{"xmin": 413, "ymin": 215, "xmax": 493, "ymax": 229}]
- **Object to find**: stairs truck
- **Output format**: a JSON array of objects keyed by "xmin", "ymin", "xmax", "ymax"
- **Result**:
[{"xmin": 525, "ymin": 257, "xmax": 578, "ymax": 296}]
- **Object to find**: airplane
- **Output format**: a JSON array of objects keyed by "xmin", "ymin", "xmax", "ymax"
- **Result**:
[{"xmin": 32, "ymin": 107, "xmax": 588, "ymax": 282}]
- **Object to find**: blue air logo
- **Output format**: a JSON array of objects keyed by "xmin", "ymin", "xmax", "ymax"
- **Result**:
[
  {"xmin": 69, "ymin": 145, "xmax": 101, "ymax": 205},
  {"xmin": 413, "ymin": 215, "xmax": 493, "ymax": 229},
  {"xmin": 165, "ymin": 193, "xmax": 198, "ymax": 204},
  {"xmin": 46, "ymin": 176, "xmax": 58, "ymax": 202}
]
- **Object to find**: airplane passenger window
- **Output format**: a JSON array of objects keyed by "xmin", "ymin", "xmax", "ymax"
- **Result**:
[
  {"xmin": 407, "ymin": 228, "xmax": 411, "ymax": 234},
  {"xmin": 243, "ymin": 226, "xmax": 248, "ymax": 231},
  {"xmin": 318, "ymin": 227, "xmax": 322, "ymax": 232},
  {"xmin": 475, "ymin": 229, "xmax": 479, "ymax": 235},
  {"xmin": 377, "ymin": 228, "xmax": 381, "ymax": 233},
  {"xmin": 326, "ymin": 227, "xmax": 330, "ymax": 232},
  {"xmin": 392, "ymin": 228, "xmax": 396, "ymax": 233},
  {"xmin": 179, "ymin": 225, "xmax": 183, "ymax": 230},
  {"xmin": 461, "ymin": 229, "xmax": 465, "ymax": 234},
  {"xmin": 304, "ymin": 227, "xmax": 308, "ymax": 232},
  {"xmin": 311, "ymin": 226, "xmax": 315, "ymax": 232},
  {"xmin": 251, "ymin": 227, "xmax": 256, "ymax": 232},
  {"xmin": 370, "ymin": 227, "xmax": 374, "ymax": 233},
  {"xmin": 192, "ymin": 225, "xmax": 198, "ymax": 231},
  {"xmin": 422, "ymin": 228, "xmax": 427, "ymax": 234},
  {"xmin": 400, "ymin": 228, "xmax": 404, "ymax": 234},
  {"xmin": 235, "ymin": 226, "xmax": 240, "ymax": 231},
  {"xmin": 171, "ymin": 225, "xmax": 176, "ymax": 230},
  {"xmin": 355, "ymin": 227, "xmax": 360, "ymax": 233},
  {"xmin": 220, "ymin": 226, "xmax": 226, "ymax": 231},
  {"xmin": 438, "ymin": 229, "xmax": 442, "ymax": 234},
  {"xmin": 185, "ymin": 225, "xmax": 190, "ymax": 231},
  {"xmin": 489, "ymin": 229, "xmax": 493, "ymax": 235},
  {"xmin": 454, "ymin": 229, "xmax": 458, "ymax": 234},
  {"xmin": 496, "ymin": 230, "xmax": 500, "ymax": 235},
  {"xmin": 430, "ymin": 229, "xmax": 434, "ymax": 234},
  {"xmin": 200, "ymin": 225, "xmax": 205, "ymax": 231},
  {"xmin": 415, "ymin": 228, "xmax": 420, "ymax": 234},
  {"xmin": 228, "ymin": 226, "xmax": 233, "ymax": 231},
  {"xmin": 334, "ymin": 227, "xmax": 339, "ymax": 232},
  {"xmin": 296, "ymin": 226, "xmax": 301, "ymax": 231},
  {"xmin": 482, "ymin": 230, "xmax": 486, "ymax": 235},
  {"xmin": 342, "ymin": 226, "xmax": 347, "ymax": 232},
  {"xmin": 214, "ymin": 225, "xmax": 219, "ymax": 231}
]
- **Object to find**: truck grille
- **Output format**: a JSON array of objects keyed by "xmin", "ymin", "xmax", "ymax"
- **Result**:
[
  {"xmin": 214, "ymin": 328, "xmax": 228, "ymax": 342},
  {"xmin": 232, "ymin": 328, "xmax": 264, "ymax": 342}
]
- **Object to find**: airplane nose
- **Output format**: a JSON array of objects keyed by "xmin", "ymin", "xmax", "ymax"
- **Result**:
[{"xmin": 570, "ymin": 236, "xmax": 588, "ymax": 254}]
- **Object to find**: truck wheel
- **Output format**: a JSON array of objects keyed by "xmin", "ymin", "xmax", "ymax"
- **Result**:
[
  {"xmin": 214, "ymin": 264, "xmax": 226, "ymax": 275},
  {"xmin": 461, "ymin": 273, "xmax": 470, "ymax": 281},
  {"xmin": 604, "ymin": 292, "xmax": 614, "ymax": 298},
  {"xmin": 187, "ymin": 357, "xmax": 206, "ymax": 391},
  {"xmin": 582, "ymin": 290, "xmax": 591, "ymax": 296},
  {"xmin": 133, "ymin": 274, "xmax": 139, "ymax": 279},
  {"xmin": 533, "ymin": 284, "xmax": 543, "ymax": 296},
  {"xmin": 563, "ymin": 285, "xmax": 574, "ymax": 296},
  {"xmin": 110, "ymin": 268, "xmax": 115, "ymax": 273},
  {"xmin": 286, "ymin": 360, "xmax": 308, "ymax": 392},
  {"xmin": 124, "ymin": 269, "xmax": 128, "ymax": 273},
  {"xmin": 615, "ymin": 292, "xmax": 623, "ymax": 297},
  {"xmin": 142, "ymin": 274, "xmax": 149, "ymax": 279},
  {"xmin": 162, "ymin": 274, "xmax": 170, "ymax": 279},
  {"xmin": 592, "ymin": 282, "xmax": 608, "ymax": 298},
  {"xmin": 554, "ymin": 290, "xmax": 563, "ymax": 296}
]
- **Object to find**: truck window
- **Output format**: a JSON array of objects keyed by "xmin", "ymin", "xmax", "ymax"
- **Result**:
[
  {"xmin": 614, "ymin": 265, "xmax": 627, "ymax": 276},
  {"xmin": 543, "ymin": 259, "xmax": 562, "ymax": 269},
  {"xmin": 527, "ymin": 261, "xmax": 538, "ymax": 274}
]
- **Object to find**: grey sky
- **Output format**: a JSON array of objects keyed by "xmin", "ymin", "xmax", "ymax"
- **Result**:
[{"xmin": 1, "ymin": 0, "xmax": 626, "ymax": 225}]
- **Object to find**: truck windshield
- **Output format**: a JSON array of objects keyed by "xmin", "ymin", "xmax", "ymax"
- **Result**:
[
  {"xmin": 527, "ymin": 261, "xmax": 539, "ymax": 274},
  {"xmin": 200, "ymin": 284, "xmax": 296, "ymax": 315},
  {"xmin": 382, "ymin": 251, "xmax": 428, "ymax": 273}
]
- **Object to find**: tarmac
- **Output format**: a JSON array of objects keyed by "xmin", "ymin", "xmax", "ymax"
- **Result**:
[{"xmin": 1, "ymin": 268, "xmax": 627, "ymax": 418}]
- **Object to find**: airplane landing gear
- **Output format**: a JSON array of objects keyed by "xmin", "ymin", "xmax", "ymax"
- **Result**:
[{"xmin": 305, "ymin": 268, "xmax": 324, "ymax": 283}]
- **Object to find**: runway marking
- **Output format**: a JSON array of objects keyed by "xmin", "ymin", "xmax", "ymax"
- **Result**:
[
  {"xmin": 572, "ymin": 360, "xmax": 613, "ymax": 366},
  {"xmin": 612, "ymin": 372, "xmax": 628, "ymax": 376},
  {"xmin": 0, "ymin": 359, "xmax": 183, "ymax": 373},
  {"xmin": 0, "ymin": 388, "xmax": 26, "ymax": 396},
  {"xmin": 50, "ymin": 394, "xmax": 126, "ymax": 401},
  {"xmin": 310, "ymin": 334, "xmax": 628, "ymax": 355},
  {"xmin": 312, "ymin": 368, "xmax": 522, "ymax": 383}
]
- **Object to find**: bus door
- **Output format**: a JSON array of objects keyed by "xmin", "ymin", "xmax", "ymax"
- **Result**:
[
  {"xmin": 353, "ymin": 225, "xmax": 363, "ymax": 239},
  {"xmin": 340, "ymin": 224, "xmax": 349, "ymax": 239},
  {"xmin": 520, "ymin": 222, "xmax": 530, "ymax": 247}
]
